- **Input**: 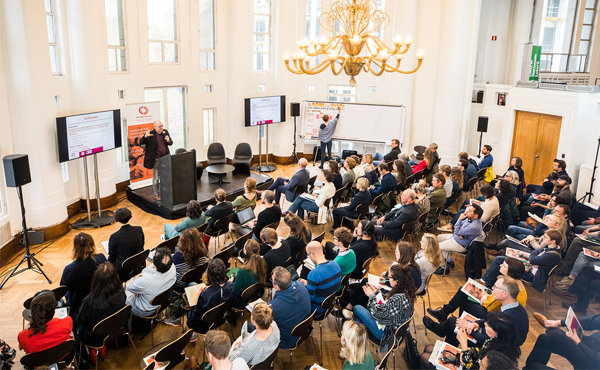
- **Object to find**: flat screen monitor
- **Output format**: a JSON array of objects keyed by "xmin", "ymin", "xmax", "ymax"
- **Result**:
[
  {"xmin": 56, "ymin": 109, "xmax": 122, "ymax": 163},
  {"xmin": 244, "ymin": 95, "xmax": 286, "ymax": 127}
]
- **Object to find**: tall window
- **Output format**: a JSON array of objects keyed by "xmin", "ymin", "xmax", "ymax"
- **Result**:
[
  {"xmin": 203, "ymin": 109, "xmax": 216, "ymax": 146},
  {"xmin": 144, "ymin": 87, "xmax": 187, "ymax": 149},
  {"xmin": 45, "ymin": 0, "xmax": 61, "ymax": 75},
  {"xmin": 305, "ymin": 0, "xmax": 322, "ymax": 68},
  {"xmin": 327, "ymin": 85, "xmax": 356, "ymax": 102},
  {"xmin": 105, "ymin": 0, "xmax": 127, "ymax": 72},
  {"xmin": 147, "ymin": 0, "xmax": 178, "ymax": 63},
  {"xmin": 199, "ymin": 0, "xmax": 216, "ymax": 70},
  {"xmin": 253, "ymin": 0, "xmax": 271, "ymax": 71},
  {"xmin": 535, "ymin": 0, "xmax": 597, "ymax": 72}
]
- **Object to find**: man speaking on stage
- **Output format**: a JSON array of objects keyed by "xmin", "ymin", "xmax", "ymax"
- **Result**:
[{"xmin": 140, "ymin": 120, "xmax": 173, "ymax": 200}]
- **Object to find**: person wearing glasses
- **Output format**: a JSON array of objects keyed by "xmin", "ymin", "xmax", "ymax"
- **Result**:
[
  {"xmin": 139, "ymin": 120, "xmax": 173, "ymax": 201},
  {"xmin": 423, "ymin": 276, "xmax": 528, "ymax": 347}
]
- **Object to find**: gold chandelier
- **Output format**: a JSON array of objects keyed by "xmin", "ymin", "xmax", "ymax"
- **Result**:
[{"xmin": 283, "ymin": 0, "xmax": 425, "ymax": 86}]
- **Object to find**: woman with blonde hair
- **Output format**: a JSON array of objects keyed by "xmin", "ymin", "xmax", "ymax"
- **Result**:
[
  {"xmin": 232, "ymin": 177, "xmax": 258, "ymax": 212},
  {"xmin": 415, "ymin": 233, "xmax": 442, "ymax": 293},
  {"xmin": 232, "ymin": 239, "xmax": 267, "ymax": 309},
  {"xmin": 60, "ymin": 232, "xmax": 107, "ymax": 317},
  {"xmin": 412, "ymin": 148, "xmax": 434, "ymax": 174},
  {"xmin": 229, "ymin": 303, "xmax": 280, "ymax": 366},
  {"xmin": 340, "ymin": 320, "xmax": 375, "ymax": 369},
  {"xmin": 362, "ymin": 154, "xmax": 375, "ymax": 173},
  {"xmin": 332, "ymin": 177, "xmax": 371, "ymax": 229},
  {"xmin": 450, "ymin": 166, "xmax": 463, "ymax": 191}
]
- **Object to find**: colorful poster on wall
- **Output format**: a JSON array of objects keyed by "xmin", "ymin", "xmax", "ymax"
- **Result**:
[
  {"xmin": 125, "ymin": 102, "xmax": 161, "ymax": 188},
  {"xmin": 529, "ymin": 45, "xmax": 541, "ymax": 81}
]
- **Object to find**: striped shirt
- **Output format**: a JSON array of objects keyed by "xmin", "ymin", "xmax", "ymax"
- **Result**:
[
  {"xmin": 229, "ymin": 322, "xmax": 280, "ymax": 366},
  {"xmin": 306, "ymin": 261, "xmax": 341, "ymax": 315},
  {"xmin": 173, "ymin": 251, "xmax": 208, "ymax": 287}
]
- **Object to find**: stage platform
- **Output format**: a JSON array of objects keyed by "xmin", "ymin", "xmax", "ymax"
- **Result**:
[{"xmin": 126, "ymin": 171, "xmax": 273, "ymax": 219}]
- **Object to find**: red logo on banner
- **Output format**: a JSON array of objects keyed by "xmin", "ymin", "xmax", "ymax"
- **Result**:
[{"xmin": 139, "ymin": 106, "xmax": 149, "ymax": 115}]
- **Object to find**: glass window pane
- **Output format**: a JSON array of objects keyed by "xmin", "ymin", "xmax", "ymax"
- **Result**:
[
  {"xmin": 254, "ymin": 53, "xmax": 269, "ymax": 71},
  {"xmin": 579, "ymin": 40, "xmax": 589, "ymax": 54},
  {"xmin": 305, "ymin": 0, "xmax": 322, "ymax": 39},
  {"xmin": 584, "ymin": 9, "xmax": 595, "ymax": 24},
  {"xmin": 49, "ymin": 45, "xmax": 58, "ymax": 74},
  {"xmin": 164, "ymin": 43, "xmax": 178, "ymax": 62},
  {"xmin": 105, "ymin": 0, "xmax": 126, "ymax": 46},
  {"xmin": 108, "ymin": 49, "xmax": 117, "ymax": 71},
  {"xmin": 539, "ymin": 0, "xmax": 577, "ymax": 54},
  {"xmin": 254, "ymin": 0, "xmax": 270, "ymax": 14},
  {"xmin": 149, "ymin": 42, "xmax": 162, "ymax": 62},
  {"xmin": 567, "ymin": 55, "xmax": 584, "ymax": 72},
  {"xmin": 582, "ymin": 25, "xmax": 592, "ymax": 39},
  {"xmin": 117, "ymin": 48, "xmax": 126, "ymax": 70},
  {"xmin": 45, "ymin": 0, "xmax": 52, "ymax": 12},
  {"xmin": 254, "ymin": 34, "xmax": 269, "ymax": 51},
  {"xmin": 254, "ymin": 15, "xmax": 269, "ymax": 33},
  {"xmin": 147, "ymin": 0, "xmax": 177, "ymax": 40},
  {"xmin": 539, "ymin": 54, "xmax": 552, "ymax": 71},
  {"xmin": 200, "ymin": 51, "xmax": 207, "ymax": 70},
  {"xmin": 587, "ymin": 0, "xmax": 596, "ymax": 8},
  {"xmin": 207, "ymin": 51, "xmax": 215, "ymax": 70},
  {"xmin": 166, "ymin": 87, "xmax": 186, "ymax": 149},
  {"xmin": 199, "ymin": 0, "xmax": 215, "ymax": 50},
  {"xmin": 46, "ymin": 15, "xmax": 56, "ymax": 43}
]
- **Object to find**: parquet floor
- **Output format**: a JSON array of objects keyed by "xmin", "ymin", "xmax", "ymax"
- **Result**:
[{"xmin": 0, "ymin": 164, "xmax": 596, "ymax": 369}]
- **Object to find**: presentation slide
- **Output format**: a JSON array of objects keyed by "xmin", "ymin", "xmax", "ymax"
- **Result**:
[
  {"xmin": 249, "ymin": 96, "xmax": 282, "ymax": 126},
  {"xmin": 65, "ymin": 111, "xmax": 116, "ymax": 160}
]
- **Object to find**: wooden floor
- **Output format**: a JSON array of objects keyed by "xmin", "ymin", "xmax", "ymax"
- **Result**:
[{"xmin": 0, "ymin": 163, "xmax": 596, "ymax": 369}]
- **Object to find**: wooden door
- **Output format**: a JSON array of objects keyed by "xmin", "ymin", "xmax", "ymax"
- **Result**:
[{"xmin": 511, "ymin": 111, "xmax": 562, "ymax": 186}]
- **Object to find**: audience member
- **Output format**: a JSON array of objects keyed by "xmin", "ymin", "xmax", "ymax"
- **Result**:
[
  {"xmin": 229, "ymin": 303, "xmax": 280, "ymax": 366},
  {"xmin": 204, "ymin": 330, "xmax": 249, "ymax": 370},
  {"xmin": 412, "ymin": 148, "xmax": 434, "ymax": 174},
  {"xmin": 18, "ymin": 290, "xmax": 73, "ymax": 354},
  {"xmin": 369, "ymin": 163, "xmax": 396, "ymax": 200},
  {"xmin": 558, "ymin": 265, "xmax": 600, "ymax": 314},
  {"xmin": 412, "ymin": 182, "xmax": 431, "ymax": 232},
  {"xmin": 329, "ymin": 160, "xmax": 343, "ymax": 189},
  {"xmin": 126, "ymin": 247, "xmax": 176, "ymax": 317},
  {"xmin": 172, "ymin": 228, "xmax": 208, "ymax": 292},
  {"xmin": 480, "ymin": 350, "xmax": 518, "ymax": 370},
  {"xmin": 267, "ymin": 158, "xmax": 309, "ymax": 205},
  {"xmin": 163, "ymin": 200, "xmax": 205, "ymax": 240},
  {"xmin": 525, "ymin": 159, "xmax": 567, "ymax": 196},
  {"xmin": 332, "ymin": 178, "xmax": 371, "ymax": 229},
  {"xmin": 555, "ymin": 223, "xmax": 600, "ymax": 276},
  {"xmin": 478, "ymin": 144, "xmax": 493, "ymax": 172},
  {"xmin": 415, "ymin": 234, "xmax": 442, "ymax": 293},
  {"xmin": 340, "ymin": 320, "xmax": 375, "ymax": 370},
  {"xmin": 392, "ymin": 159, "xmax": 406, "ymax": 188},
  {"xmin": 282, "ymin": 213, "xmax": 312, "ymax": 266},
  {"xmin": 108, "ymin": 207, "xmax": 145, "ymax": 282},
  {"xmin": 232, "ymin": 239, "xmax": 267, "ymax": 309},
  {"xmin": 439, "ymin": 184, "xmax": 499, "ymax": 232},
  {"xmin": 342, "ymin": 157, "xmax": 356, "ymax": 186},
  {"xmin": 399, "ymin": 153, "xmax": 413, "ymax": 178},
  {"xmin": 236, "ymin": 190, "xmax": 281, "ymax": 240},
  {"xmin": 232, "ymin": 177, "xmax": 258, "ymax": 213},
  {"xmin": 459, "ymin": 157, "xmax": 477, "ymax": 191},
  {"xmin": 287, "ymin": 169, "xmax": 335, "ymax": 222},
  {"xmin": 439, "ymin": 165, "xmax": 454, "ymax": 198},
  {"xmin": 383, "ymin": 139, "xmax": 402, "ymax": 163},
  {"xmin": 351, "ymin": 155, "xmax": 365, "ymax": 178},
  {"xmin": 426, "ymin": 174, "xmax": 447, "ymax": 225},
  {"xmin": 204, "ymin": 189, "xmax": 234, "ymax": 242},
  {"xmin": 60, "ymin": 232, "xmax": 107, "ymax": 318},
  {"xmin": 262, "ymin": 228, "xmax": 291, "ymax": 277},
  {"xmin": 323, "ymin": 227, "xmax": 357, "ymax": 277},
  {"xmin": 373, "ymin": 189, "xmax": 418, "ymax": 241},
  {"xmin": 301, "ymin": 241, "xmax": 341, "ymax": 315},
  {"xmin": 361, "ymin": 154, "xmax": 375, "ymax": 174},
  {"xmin": 347, "ymin": 220, "xmax": 378, "ymax": 279},
  {"xmin": 269, "ymin": 266, "xmax": 312, "ymax": 350},
  {"xmin": 188, "ymin": 259, "xmax": 234, "ymax": 339}
]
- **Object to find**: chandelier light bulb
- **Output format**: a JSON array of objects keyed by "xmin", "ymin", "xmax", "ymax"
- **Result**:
[
  {"xmin": 283, "ymin": 52, "xmax": 291, "ymax": 61},
  {"xmin": 415, "ymin": 50, "xmax": 426, "ymax": 60},
  {"xmin": 350, "ymin": 35, "xmax": 362, "ymax": 45},
  {"xmin": 404, "ymin": 36, "xmax": 413, "ymax": 45},
  {"xmin": 393, "ymin": 35, "xmax": 403, "ymax": 45}
]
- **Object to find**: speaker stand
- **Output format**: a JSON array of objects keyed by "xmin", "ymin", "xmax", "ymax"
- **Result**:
[
  {"xmin": 284, "ymin": 115, "xmax": 300, "ymax": 166},
  {"xmin": 73, "ymin": 154, "xmax": 115, "ymax": 229},
  {"xmin": 251, "ymin": 125, "xmax": 276, "ymax": 172},
  {"xmin": 477, "ymin": 131, "xmax": 483, "ymax": 158},
  {"xmin": 0, "ymin": 186, "xmax": 51, "ymax": 289}
]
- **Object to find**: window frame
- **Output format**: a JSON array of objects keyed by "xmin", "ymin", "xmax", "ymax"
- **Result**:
[
  {"xmin": 253, "ymin": 0, "xmax": 271, "ymax": 72},
  {"xmin": 203, "ymin": 108, "xmax": 216, "ymax": 147},
  {"xmin": 144, "ymin": 86, "xmax": 188, "ymax": 149},
  {"xmin": 106, "ymin": 0, "xmax": 128, "ymax": 73},
  {"xmin": 199, "ymin": 0, "xmax": 217, "ymax": 71},
  {"xmin": 45, "ymin": 0, "xmax": 62, "ymax": 76},
  {"xmin": 147, "ymin": 0, "xmax": 180, "ymax": 64},
  {"xmin": 327, "ymin": 84, "xmax": 357, "ymax": 102}
]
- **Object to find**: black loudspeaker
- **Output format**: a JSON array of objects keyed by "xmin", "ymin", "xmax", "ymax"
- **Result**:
[
  {"xmin": 477, "ymin": 117, "xmax": 489, "ymax": 133},
  {"xmin": 3, "ymin": 154, "xmax": 31, "ymax": 188},
  {"xmin": 476, "ymin": 91, "xmax": 484, "ymax": 103},
  {"xmin": 291, "ymin": 102, "xmax": 300, "ymax": 117}
]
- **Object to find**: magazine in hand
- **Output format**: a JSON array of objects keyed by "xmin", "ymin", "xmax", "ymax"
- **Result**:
[
  {"xmin": 245, "ymin": 298, "xmax": 266, "ymax": 312},
  {"xmin": 566, "ymin": 306, "xmax": 584, "ymax": 340},
  {"xmin": 367, "ymin": 273, "xmax": 383, "ymax": 288},
  {"xmin": 527, "ymin": 212, "xmax": 543, "ymax": 223},
  {"xmin": 460, "ymin": 278, "xmax": 489, "ymax": 305},
  {"xmin": 101, "ymin": 241, "xmax": 109, "ymax": 256},
  {"xmin": 53, "ymin": 307, "xmax": 68, "ymax": 320},
  {"xmin": 576, "ymin": 234, "xmax": 600, "ymax": 246},
  {"xmin": 143, "ymin": 353, "xmax": 168, "ymax": 370},
  {"xmin": 429, "ymin": 340, "xmax": 463, "ymax": 370},
  {"xmin": 583, "ymin": 247, "xmax": 600, "ymax": 260},
  {"xmin": 505, "ymin": 247, "xmax": 530, "ymax": 263},
  {"xmin": 184, "ymin": 284, "xmax": 204, "ymax": 307},
  {"xmin": 505, "ymin": 235, "xmax": 529, "ymax": 247},
  {"xmin": 453, "ymin": 311, "xmax": 480, "ymax": 344},
  {"xmin": 300, "ymin": 193, "xmax": 316, "ymax": 201},
  {"xmin": 595, "ymin": 264, "xmax": 600, "ymax": 273}
]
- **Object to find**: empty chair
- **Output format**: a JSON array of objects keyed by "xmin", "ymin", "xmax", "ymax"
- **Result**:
[
  {"xmin": 175, "ymin": 148, "xmax": 187, "ymax": 154},
  {"xmin": 232, "ymin": 142, "xmax": 253, "ymax": 176},
  {"xmin": 207, "ymin": 142, "xmax": 227, "ymax": 165},
  {"xmin": 155, "ymin": 235, "xmax": 180, "ymax": 254},
  {"xmin": 288, "ymin": 309, "xmax": 316, "ymax": 369}
]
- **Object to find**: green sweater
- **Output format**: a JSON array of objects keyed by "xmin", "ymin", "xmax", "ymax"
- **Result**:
[
  {"xmin": 342, "ymin": 351, "xmax": 375, "ymax": 370},
  {"xmin": 233, "ymin": 268, "xmax": 259, "ymax": 296},
  {"xmin": 232, "ymin": 193, "xmax": 257, "ymax": 211},
  {"xmin": 427, "ymin": 186, "xmax": 447, "ymax": 220},
  {"xmin": 334, "ymin": 249, "xmax": 356, "ymax": 277}
]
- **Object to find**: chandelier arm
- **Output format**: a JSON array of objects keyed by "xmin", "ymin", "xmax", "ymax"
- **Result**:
[
  {"xmin": 388, "ymin": 59, "xmax": 424, "ymax": 74},
  {"xmin": 382, "ymin": 57, "xmax": 402, "ymax": 72},
  {"xmin": 365, "ymin": 35, "xmax": 400, "ymax": 54},
  {"xmin": 364, "ymin": 59, "xmax": 387, "ymax": 76},
  {"xmin": 284, "ymin": 61, "xmax": 306, "ymax": 75},
  {"xmin": 330, "ymin": 58, "xmax": 347, "ymax": 76}
]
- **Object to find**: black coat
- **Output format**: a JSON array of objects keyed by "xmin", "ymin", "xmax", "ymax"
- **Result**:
[
  {"xmin": 205, "ymin": 202, "xmax": 234, "ymax": 235},
  {"xmin": 383, "ymin": 146, "xmax": 401, "ymax": 162},
  {"xmin": 108, "ymin": 224, "xmax": 145, "ymax": 279},
  {"xmin": 139, "ymin": 129, "xmax": 173, "ymax": 169}
]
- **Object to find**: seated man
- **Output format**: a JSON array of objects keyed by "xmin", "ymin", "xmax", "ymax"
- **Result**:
[
  {"xmin": 478, "ymin": 144, "xmax": 493, "ymax": 172},
  {"xmin": 435, "ymin": 204, "xmax": 483, "ymax": 274},
  {"xmin": 369, "ymin": 163, "xmax": 396, "ymax": 200},
  {"xmin": 108, "ymin": 207, "xmax": 145, "ymax": 282},
  {"xmin": 301, "ymin": 241, "xmax": 341, "ymax": 315},
  {"xmin": 373, "ymin": 189, "xmax": 418, "ymax": 241},
  {"xmin": 267, "ymin": 158, "xmax": 309, "ymax": 205},
  {"xmin": 561, "ymin": 265, "xmax": 600, "ymax": 315},
  {"xmin": 383, "ymin": 139, "xmax": 402, "ymax": 163},
  {"xmin": 125, "ymin": 247, "xmax": 176, "ymax": 317},
  {"xmin": 426, "ymin": 174, "xmax": 447, "ymax": 225},
  {"xmin": 520, "ymin": 174, "xmax": 574, "ymax": 221},
  {"xmin": 269, "ymin": 266, "xmax": 312, "ymax": 350},
  {"xmin": 553, "ymin": 247, "xmax": 600, "ymax": 293},
  {"xmin": 323, "ymin": 227, "xmax": 357, "ymax": 277},
  {"xmin": 525, "ymin": 158, "xmax": 568, "ymax": 196},
  {"xmin": 556, "ymin": 226, "xmax": 600, "ymax": 276},
  {"xmin": 204, "ymin": 330, "xmax": 249, "ymax": 370},
  {"xmin": 332, "ymin": 177, "xmax": 371, "ymax": 229},
  {"xmin": 427, "ymin": 257, "xmax": 527, "ymax": 322},
  {"xmin": 424, "ymin": 276, "xmax": 529, "ymax": 347},
  {"xmin": 459, "ymin": 158, "xmax": 477, "ymax": 191},
  {"xmin": 526, "ymin": 311, "xmax": 599, "ymax": 370},
  {"xmin": 204, "ymin": 188, "xmax": 234, "ymax": 242},
  {"xmin": 235, "ymin": 190, "xmax": 281, "ymax": 240}
]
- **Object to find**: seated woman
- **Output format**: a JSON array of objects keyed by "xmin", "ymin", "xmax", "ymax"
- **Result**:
[
  {"xmin": 342, "ymin": 157, "xmax": 357, "ymax": 186},
  {"xmin": 287, "ymin": 169, "xmax": 335, "ymax": 222},
  {"xmin": 439, "ymin": 184, "xmax": 499, "ymax": 231},
  {"xmin": 163, "ymin": 200, "xmax": 205, "ymax": 240},
  {"xmin": 232, "ymin": 177, "xmax": 258, "ymax": 213},
  {"xmin": 347, "ymin": 221, "xmax": 378, "ymax": 280},
  {"xmin": 203, "ymin": 189, "xmax": 234, "ymax": 244},
  {"xmin": 340, "ymin": 320, "xmax": 375, "ymax": 370},
  {"xmin": 60, "ymin": 232, "xmax": 107, "ymax": 318},
  {"xmin": 228, "ymin": 303, "xmax": 280, "ymax": 366},
  {"xmin": 172, "ymin": 228, "xmax": 208, "ymax": 292},
  {"xmin": 282, "ymin": 213, "xmax": 311, "ymax": 266},
  {"xmin": 351, "ymin": 155, "xmax": 364, "ymax": 178},
  {"xmin": 232, "ymin": 239, "xmax": 267, "ymax": 309},
  {"xmin": 188, "ymin": 259, "xmax": 234, "ymax": 338},
  {"xmin": 412, "ymin": 148, "xmax": 433, "ymax": 174},
  {"xmin": 393, "ymin": 159, "xmax": 406, "ymax": 189},
  {"xmin": 420, "ymin": 312, "xmax": 521, "ymax": 370},
  {"xmin": 415, "ymin": 234, "xmax": 442, "ymax": 294},
  {"xmin": 361, "ymin": 154, "xmax": 375, "ymax": 174},
  {"xmin": 329, "ymin": 160, "xmax": 343, "ymax": 190},
  {"xmin": 443, "ymin": 167, "xmax": 463, "ymax": 209},
  {"xmin": 262, "ymin": 228, "xmax": 291, "ymax": 277},
  {"xmin": 412, "ymin": 181, "xmax": 431, "ymax": 234},
  {"xmin": 77, "ymin": 263, "xmax": 126, "ymax": 364},
  {"xmin": 351, "ymin": 264, "xmax": 415, "ymax": 350},
  {"xmin": 482, "ymin": 230, "xmax": 563, "ymax": 293},
  {"xmin": 332, "ymin": 178, "xmax": 371, "ymax": 229},
  {"xmin": 18, "ymin": 290, "xmax": 73, "ymax": 354},
  {"xmin": 427, "ymin": 257, "xmax": 527, "ymax": 323}
]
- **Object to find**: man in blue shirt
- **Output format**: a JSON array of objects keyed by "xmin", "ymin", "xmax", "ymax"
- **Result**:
[
  {"xmin": 369, "ymin": 163, "xmax": 396, "ymax": 200},
  {"xmin": 479, "ymin": 145, "xmax": 493, "ymax": 171},
  {"xmin": 301, "ymin": 241, "xmax": 341, "ymax": 315},
  {"xmin": 318, "ymin": 106, "xmax": 342, "ymax": 168}
]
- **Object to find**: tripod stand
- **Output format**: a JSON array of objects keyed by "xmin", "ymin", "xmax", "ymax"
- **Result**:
[
  {"xmin": 0, "ymin": 185, "xmax": 51, "ymax": 289},
  {"xmin": 578, "ymin": 136, "xmax": 600, "ymax": 204},
  {"xmin": 284, "ymin": 115, "xmax": 300, "ymax": 166}
]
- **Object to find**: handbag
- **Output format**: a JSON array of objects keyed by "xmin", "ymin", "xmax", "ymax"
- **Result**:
[{"xmin": 403, "ymin": 331, "xmax": 420, "ymax": 369}]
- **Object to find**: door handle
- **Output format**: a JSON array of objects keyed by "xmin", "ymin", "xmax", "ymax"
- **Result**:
[{"xmin": 535, "ymin": 155, "xmax": 539, "ymax": 160}]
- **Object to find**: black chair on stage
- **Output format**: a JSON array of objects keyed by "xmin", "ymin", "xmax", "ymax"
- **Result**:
[
  {"xmin": 232, "ymin": 142, "xmax": 253, "ymax": 176},
  {"xmin": 175, "ymin": 148, "xmax": 187, "ymax": 154},
  {"xmin": 207, "ymin": 142, "xmax": 227, "ymax": 165}
]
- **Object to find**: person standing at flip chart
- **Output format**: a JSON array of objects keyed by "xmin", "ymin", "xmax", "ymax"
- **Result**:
[
  {"xmin": 140, "ymin": 120, "xmax": 173, "ymax": 201},
  {"xmin": 318, "ymin": 106, "xmax": 342, "ymax": 169}
]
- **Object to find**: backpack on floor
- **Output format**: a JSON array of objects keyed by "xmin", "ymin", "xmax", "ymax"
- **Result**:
[{"xmin": 403, "ymin": 331, "xmax": 420, "ymax": 369}]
